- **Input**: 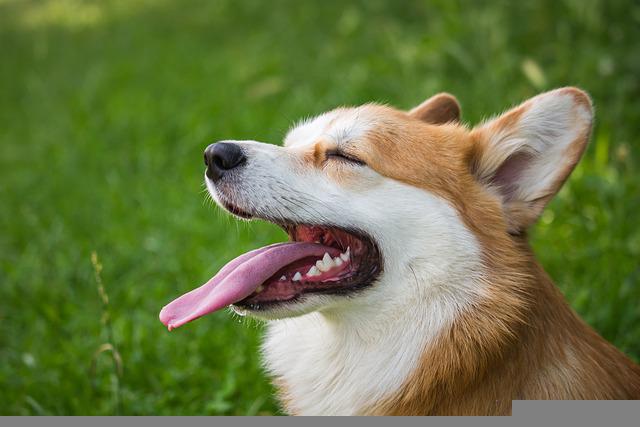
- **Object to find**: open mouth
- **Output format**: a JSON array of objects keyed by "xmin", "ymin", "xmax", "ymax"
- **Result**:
[{"xmin": 159, "ymin": 220, "xmax": 382, "ymax": 330}]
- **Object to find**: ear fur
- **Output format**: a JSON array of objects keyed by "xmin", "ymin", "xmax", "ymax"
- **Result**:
[
  {"xmin": 469, "ymin": 87, "xmax": 593, "ymax": 233},
  {"xmin": 409, "ymin": 93, "xmax": 461, "ymax": 124}
]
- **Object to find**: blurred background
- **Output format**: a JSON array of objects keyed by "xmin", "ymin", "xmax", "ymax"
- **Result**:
[{"xmin": 1, "ymin": 0, "xmax": 639, "ymax": 416}]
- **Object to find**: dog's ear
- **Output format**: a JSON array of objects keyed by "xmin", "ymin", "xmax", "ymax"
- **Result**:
[
  {"xmin": 469, "ymin": 87, "xmax": 593, "ymax": 234},
  {"xmin": 409, "ymin": 93, "xmax": 461, "ymax": 124}
]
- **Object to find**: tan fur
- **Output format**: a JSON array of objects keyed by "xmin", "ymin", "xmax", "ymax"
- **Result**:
[
  {"xmin": 296, "ymin": 138, "xmax": 367, "ymax": 187},
  {"xmin": 277, "ymin": 89, "xmax": 640, "ymax": 415},
  {"xmin": 409, "ymin": 92, "xmax": 461, "ymax": 124},
  {"xmin": 363, "ymin": 91, "xmax": 640, "ymax": 414}
]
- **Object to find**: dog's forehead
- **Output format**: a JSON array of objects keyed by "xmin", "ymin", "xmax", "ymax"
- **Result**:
[{"xmin": 284, "ymin": 106, "xmax": 382, "ymax": 148}]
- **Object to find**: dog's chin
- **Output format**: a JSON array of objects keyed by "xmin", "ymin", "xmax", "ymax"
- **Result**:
[{"xmin": 206, "ymin": 180, "xmax": 255, "ymax": 220}]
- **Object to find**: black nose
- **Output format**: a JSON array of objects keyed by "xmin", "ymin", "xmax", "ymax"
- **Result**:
[{"xmin": 204, "ymin": 142, "xmax": 246, "ymax": 181}]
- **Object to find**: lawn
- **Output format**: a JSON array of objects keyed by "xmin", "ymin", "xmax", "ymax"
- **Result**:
[{"xmin": 1, "ymin": 0, "xmax": 639, "ymax": 416}]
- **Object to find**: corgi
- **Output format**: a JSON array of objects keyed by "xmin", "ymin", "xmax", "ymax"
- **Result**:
[{"xmin": 160, "ymin": 87, "xmax": 640, "ymax": 415}]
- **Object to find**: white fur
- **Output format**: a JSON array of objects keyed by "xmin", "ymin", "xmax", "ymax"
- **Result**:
[
  {"xmin": 477, "ymin": 89, "xmax": 592, "ymax": 203},
  {"xmin": 284, "ymin": 106, "xmax": 376, "ymax": 149},
  {"xmin": 206, "ymin": 109, "xmax": 485, "ymax": 414}
]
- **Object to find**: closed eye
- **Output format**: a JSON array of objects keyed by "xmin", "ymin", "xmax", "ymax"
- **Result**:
[{"xmin": 326, "ymin": 150, "xmax": 366, "ymax": 166}]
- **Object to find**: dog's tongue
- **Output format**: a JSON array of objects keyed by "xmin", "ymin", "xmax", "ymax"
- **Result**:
[{"xmin": 159, "ymin": 242, "xmax": 335, "ymax": 330}]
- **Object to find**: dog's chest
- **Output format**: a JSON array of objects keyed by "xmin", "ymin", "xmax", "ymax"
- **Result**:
[{"xmin": 261, "ymin": 312, "xmax": 429, "ymax": 415}]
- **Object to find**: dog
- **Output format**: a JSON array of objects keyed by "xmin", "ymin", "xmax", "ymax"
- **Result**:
[{"xmin": 160, "ymin": 87, "xmax": 640, "ymax": 415}]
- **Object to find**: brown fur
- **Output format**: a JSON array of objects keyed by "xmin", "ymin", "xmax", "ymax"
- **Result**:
[
  {"xmin": 358, "ymin": 90, "xmax": 640, "ymax": 415},
  {"xmin": 409, "ymin": 92, "xmax": 461, "ymax": 124},
  {"xmin": 366, "ymin": 222, "xmax": 640, "ymax": 415},
  {"xmin": 274, "ymin": 89, "xmax": 640, "ymax": 415}
]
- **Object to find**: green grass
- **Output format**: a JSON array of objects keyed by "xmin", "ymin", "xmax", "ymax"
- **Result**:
[{"xmin": 1, "ymin": 0, "xmax": 639, "ymax": 415}]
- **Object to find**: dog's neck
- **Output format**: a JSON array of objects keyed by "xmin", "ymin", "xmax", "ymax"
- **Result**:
[
  {"xmin": 261, "ymin": 273, "xmax": 482, "ymax": 415},
  {"xmin": 262, "ymin": 250, "xmax": 640, "ymax": 415}
]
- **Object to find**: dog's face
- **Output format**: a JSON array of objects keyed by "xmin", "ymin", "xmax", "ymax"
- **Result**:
[
  {"xmin": 205, "ymin": 101, "xmax": 483, "ymax": 320},
  {"xmin": 160, "ymin": 88, "xmax": 592, "ymax": 327}
]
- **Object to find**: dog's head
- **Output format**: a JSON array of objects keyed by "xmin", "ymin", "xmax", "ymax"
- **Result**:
[{"xmin": 160, "ymin": 88, "xmax": 592, "ymax": 326}]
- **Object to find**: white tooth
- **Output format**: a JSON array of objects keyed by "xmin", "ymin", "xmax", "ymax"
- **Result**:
[
  {"xmin": 322, "ymin": 252, "xmax": 333, "ymax": 265},
  {"xmin": 317, "ymin": 253, "xmax": 334, "ymax": 272},
  {"xmin": 279, "ymin": 275, "xmax": 287, "ymax": 281},
  {"xmin": 334, "ymin": 257, "xmax": 343, "ymax": 266},
  {"xmin": 340, "ymin": 247, "xmax": 350, "ymax": 262},
  {"xmin": 306, "ymin": 266, "xmax": 320, "ymax": 276},
  {"xmin": 315, "ymin": 260, "xmax": 327, "ymax": 272},
  {"xmin": 317, "ymin": 260, "xmax": 333, "ymax": 272},
  {"xmin": 292, "ymin": 272, "xmax": 302, "ymax": 281},
  {"xmin": 256, "ymin": 285, "xmax": 264, "ymax": 293}
]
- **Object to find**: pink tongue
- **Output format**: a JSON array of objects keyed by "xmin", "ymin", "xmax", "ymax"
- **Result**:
[{"xmin": 159, "ymin": 242, "xmax": 337, "ymax": 330}]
